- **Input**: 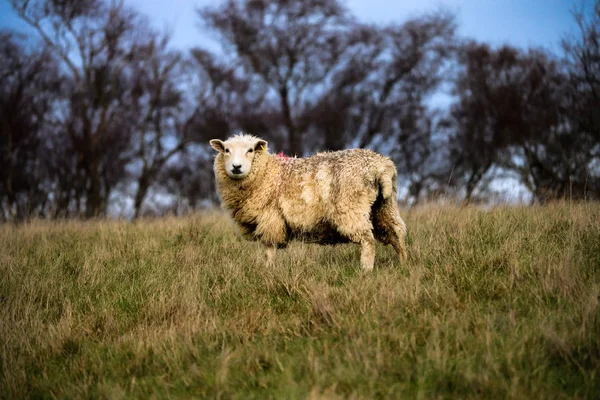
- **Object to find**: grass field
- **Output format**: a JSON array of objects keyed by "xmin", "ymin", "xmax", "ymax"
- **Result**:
[{"xmin": 1, "ymin": 203, "xmax": 599, "ymax": 399}]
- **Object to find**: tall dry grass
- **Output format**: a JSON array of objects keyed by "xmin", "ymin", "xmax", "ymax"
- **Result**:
[{"xmin": 1, "ymin": 204, "xmax": 599, "ymax": 398}]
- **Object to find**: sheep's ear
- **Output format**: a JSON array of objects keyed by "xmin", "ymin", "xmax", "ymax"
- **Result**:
[
  {"xmin": 255, "ymin": 139, "xmax": 268, "ymax": 152},
  {"xmin": 209, "ymin": 139, "xmax": 225, "ymax": 153}
]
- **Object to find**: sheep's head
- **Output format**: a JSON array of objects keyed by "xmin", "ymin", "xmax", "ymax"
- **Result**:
[{"xmin": 209, "ymin": 134, "xmax": 268, "ymax": 180}]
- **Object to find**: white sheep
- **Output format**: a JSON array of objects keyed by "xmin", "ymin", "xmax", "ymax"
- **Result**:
[{"xmin": 209, "ymin": 133, "xmax": 407, "ymax": 271}]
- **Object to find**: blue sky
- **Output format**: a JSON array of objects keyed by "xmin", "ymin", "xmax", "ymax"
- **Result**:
[{"xmin": 0, "ymin": 0, "xmax": 594, "ymax": 52}]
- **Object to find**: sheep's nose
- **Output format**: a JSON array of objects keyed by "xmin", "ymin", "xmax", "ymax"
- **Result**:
[{"xmin": 231, "ymin": 164, "xmax": 242, "ymax": 174}]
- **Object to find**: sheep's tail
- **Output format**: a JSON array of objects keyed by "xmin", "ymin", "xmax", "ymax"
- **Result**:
[{"xmin": 378, "ymin": 164, "xmax": 398, "ymax": 200}]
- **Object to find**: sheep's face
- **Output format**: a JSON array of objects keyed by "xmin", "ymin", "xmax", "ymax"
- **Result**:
[{"xmin": 210, "ymin": 135, "xmax": 268, "ymax": 180}]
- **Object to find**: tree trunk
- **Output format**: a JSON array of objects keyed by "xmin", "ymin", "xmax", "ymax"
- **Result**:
[
  {"xmin": 279, "ymin": 85, "xmax": 301, "ymax": 155},
  {"xmin": 4, "ymin": 131, "xmax": 18, "ymax": 220},
  {"xmin": 464, "ymin": 171, "xmax": 480, "ymax": 205},
  {"xmin": 85, "ymin": 158, "xmax": 103, "ymax": 218},
  {"xmin": 133, "ymin": 171, "xmax": 151, "ymax": 220}
]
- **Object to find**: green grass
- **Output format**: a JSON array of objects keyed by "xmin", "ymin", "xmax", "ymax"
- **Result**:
[{"xmin": 1, "ymin": 203, "xmax": 599, "ymax": 399}]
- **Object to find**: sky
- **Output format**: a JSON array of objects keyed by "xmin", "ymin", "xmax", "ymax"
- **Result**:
[{"xmin": 0, "ymin": 0, "xmax": 594, "ymax": 53}]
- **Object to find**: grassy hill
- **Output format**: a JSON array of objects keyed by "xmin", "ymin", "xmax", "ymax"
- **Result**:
[{"xmin": 1, "ymin": 203, "xmax": 599, "ymax": 399}]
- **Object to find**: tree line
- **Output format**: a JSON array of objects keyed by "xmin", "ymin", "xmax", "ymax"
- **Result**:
[{"xmin": 1, "ymin": 0, "xmax": 599, "ymax": 220}]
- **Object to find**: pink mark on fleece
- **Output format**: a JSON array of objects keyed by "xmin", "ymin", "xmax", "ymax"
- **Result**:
[{"xmin": 276, "ymin": 152, "xmax": 297, "ymax": 163}]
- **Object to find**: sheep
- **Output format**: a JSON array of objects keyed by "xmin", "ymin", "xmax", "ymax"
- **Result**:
[{"xmin": 209, "ymin": 133, "xmax": 407, "ymax": 271}]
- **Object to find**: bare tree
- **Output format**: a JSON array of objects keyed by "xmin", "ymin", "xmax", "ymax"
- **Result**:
[
  {"xmin": 304, "ymin": 12, "xmax": 456, "ymax": 202},
  {"xmin": 0, "ymin": 32, "xmax": 61, "ymax": 220},
  {"xmin": 563, "ymin": 1, "xmax": 600, "ymax": 144},
  {"xmin": 156, "ymin": 148, "xmax": 217, "ymax": 215},
  {"xmin": 558, "ymin": 0, "xmax": 600, "ymax": 198},
  {"xmin": 446, "ymin": 43, "xmax": 521, "ymax": 201},
  {"xmin": 188, "ymin": 48, "xmax": 273, "ymax": 141},
  {"xmin": 448, "ymin": 40, "xmax": 599, "ymax": 203},
  {"xmin": 198, "ymin": 0, "xmax": 350, "ymax": 155},
  {"xmin": 10, "ymin": 0, "xmax": 164, "ymax": 217},
  {"xmin": 127, "ymin": 34, "xmax": 191, "ymax": 219}
]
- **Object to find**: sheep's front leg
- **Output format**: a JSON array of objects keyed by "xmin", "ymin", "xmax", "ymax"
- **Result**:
[
  {"xmin": 256, "ymin": 211, "xmax": 287, "ymax": 267},
  {"xmin": 360, "ymin": 233, "xmax": 376, "ymax": 272},
  {"xmin": 265, "ymin": 246, "xmax": 277, "ymax": 267}
]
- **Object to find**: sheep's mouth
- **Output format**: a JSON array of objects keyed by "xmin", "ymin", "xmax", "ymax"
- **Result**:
[{"xmin": 228, "ymin": 170, "xmax": 246, "ymax": 179}]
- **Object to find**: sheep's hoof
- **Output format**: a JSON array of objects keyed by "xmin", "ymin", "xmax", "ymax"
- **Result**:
[{"xmin": 360, "ymin": 258, "xmax": 375, "ymax": 272}]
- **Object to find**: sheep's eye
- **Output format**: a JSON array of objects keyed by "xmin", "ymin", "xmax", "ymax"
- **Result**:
[
  {"xmin": 247, "ymin": 148, "xmax": 254, "ymax": 154},
  {"xmin": 225, "ymin": 148, "xmax": 230, "ymax": 153}
]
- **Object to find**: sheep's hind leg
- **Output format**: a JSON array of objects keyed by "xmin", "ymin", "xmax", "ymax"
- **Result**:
[
  {"xmin": 384, "ymin": 218, "xmax": 407, "ymax": 262},
  {"xmin": 334, "ymin": 214, "xmax": 377, "ymax": 271},
  {"xmin": 391, "ymin": 232, "xmax": 407, "ymax": 262},
  {"xmin": 373, "ymin": 200, "xmax": 408, "ymax": 263},
  {"xmin": 359, "ymin": 232, "xmax": 376, "ymax": 272}
]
